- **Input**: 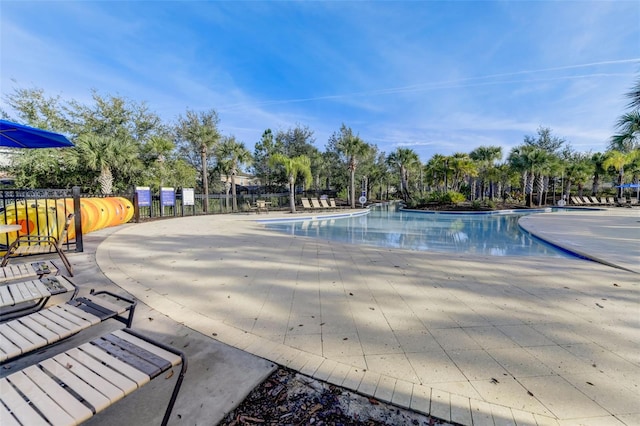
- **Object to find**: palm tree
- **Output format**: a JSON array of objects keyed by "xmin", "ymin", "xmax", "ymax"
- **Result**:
[
  {"xmin": 216, "ymin": 136, "xmax": 252, "ymax": 212},
  {"xmin": 603, "ymin": 150, "xmax": 633, "ymax": 197},
  {"xmin": 386, "ymin": 148, "xmax": 420, "ymax": 201},
  {"xmin": 175, "ymin": 110, "xmax": 221, "ymax": 213},
  {"xmin": 335, "ymin": 126, "xmax": 370, "ymax": 208},
  {"xmin": 470, "ymin": 146, "xmax": 502, "ymax": 200},
  {"xmin": 269, "ymin": 154, "xmax": 312, "ymax": 213},
  {"xmin": 75, "ymin": 134, "xmax": 139, "ymax": 194},
  {"xmin": 609, "ymin": 110, "xmax": 640, "ymax": 152}
]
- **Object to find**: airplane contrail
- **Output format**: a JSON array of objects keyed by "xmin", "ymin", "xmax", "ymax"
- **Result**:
[{"xmin": 219, "ymin": 58, "xmax": 640, "ymax": 111}]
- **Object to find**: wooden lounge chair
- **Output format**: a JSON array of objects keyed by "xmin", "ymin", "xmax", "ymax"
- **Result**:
[
  {"xmin": 255, "ymin": 200, "xmax": 269, "ymax": 214},
  {"xmin": 0, "ymin": 261, "xmax": 58, "ymax": 284},
  {"xmin": 301, "ymin": 198, "xmax": 313, "ymax": 209},
  {"xmin": 599, "ymin": 197, "xmax": 609, "ymax": 205},
  {"xmin": 329, "ymin": 198, "xmax": 337, "ymax": 208},
  {"xmin": 607, "ymin": 197, "xmax": 616, "ymax": 205},
  {"xmin": 630, "ymin": 197, "xmax": 639, "ymax": 206},
  {"xmin": 1, "ymin": 275, "xmax": 78, "ymax": 321},
  {"xmin": 319, "ymin": 198, "xmax": 331, "ymax": 208},
  {"xmin": 589, "ymin": 196, "xmax": 600, "ymax": 205},
  {"xmin": 1, "ymin": 214, "xmax": 74, "ymax": 276},
  {"xmin": 581, "ymin": 196, "xmax": 592, "ymax": 204},
  {"xmin": 310, "ymin": 198, "xmax": 322, "ymax": 209},
  {"xmin": 0, "ymin": 328, "xmax": 186, "ymax": 426},
  {"xmin": 617, "ymin": 197, "xmax": 628, "ymax": 207},
  {"xmin": 570, "ymin": 196, "xmax": 583, "ymax": 205},
  {"xmin": 0, "ymin": 289, "xmax": 136, "ymax": 363}
]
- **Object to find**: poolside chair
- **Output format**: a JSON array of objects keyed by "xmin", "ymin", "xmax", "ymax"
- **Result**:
[
  {"xmin": 581, "ymin": 196, "xmax": 592, "ymax": 204},
  {"xmin": 607, "ymin": 197, "xmax": 616, "ymax": 205},
  {"xmin": 1, "ymin": 275, "xmax": 78, "ymax": 321},
  {"xmin": 599, "ymin": 197, "xmax": 609, "ymax": 205},
  {"xmin": 301, "ymin": 198, "xmax": 313, "ymax": 209},
  {"xmin": 1, "ymin": 214, "xmax": 74, "ymax": 276},
  {"xmin": 0, "ymin": 327, "xmax": 186, "ymax": 426},
  {"xmin": 0, "ymin": 288, "xmax": 136, "ymax": 363},
  {"xmin": 617, "ymin": 197, "xmax": 628, "ymax": 207},
  {"xmin": 589, "ymin": 196, "xmax": 600, "ymax": 205},
  {"xmin": 0, "ymin": 260, "xmax": 58, "ymax": 284},
  {"xmin": 319, "ymin": 198, "xmax": 331, "ymax": 208},
  {"xmin": 630, "ymin": 197, "xmax": 639, "ymax": 206},
  {"xmin": 329, "ymin": 198, "xmax": 337, "ymax": 208},
  {"xmin": 570, "ymin": 196, "xmax": 582, "ymax": 205},
  {"xmin": 310, "ymin": 198, "xmax": 322, "ymax": 209}
]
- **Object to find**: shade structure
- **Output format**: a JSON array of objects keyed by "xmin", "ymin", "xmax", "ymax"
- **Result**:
[
  {"xmin": 616, "ymin": 183, "xmax": 640, "ymax": 188},
  {"xmin": 0, "ymin": 119, "xmax": 74, "ymax": 148}
]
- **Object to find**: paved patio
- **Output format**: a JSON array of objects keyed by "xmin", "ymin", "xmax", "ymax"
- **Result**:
[{"xmin": 90, "ymin": 207, "xmax": 639, "ymax": 426}]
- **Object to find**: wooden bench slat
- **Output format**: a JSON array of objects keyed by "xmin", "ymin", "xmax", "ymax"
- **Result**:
[
  {"xmin": 24, "ymin": 280, "xmax": 48, "ymax": 300},
  {"xmin": 64, "ymin": 347, "xmax": 138, "ymax": 396},
  {"xmin": 112, "ymin": 329, "xmax": 182, "ymax": 367},
  {"xmin": 0, "ymin": 330, "xmax": 22, "ymax": 361},
  {"xmin": 59, "ymin": 303, "xmax": 101, "ymax": 326},
  {"xmin": 11, "ymin": 282, "xmax": 32, "ymax": 304},
  {"xmin": 53, "ymin": 352, "xmax": 126, "ymax": 403},
  {"xmin": 0, "ymin": 323, "xmax": 36, "ymax": 354},
  {"xmin": 0, "ymin": 377, "xmax": 49, "ymax": 426},
  {"xmin": 38, "ymin": 309, "xmax": 78, "ymax": 334},
  {"xmin": 0, "ymin": 285, "xmax": 12, "ymax": 306},
  {"xmin": 18, "ymin": 316, "xmax": 60, "ymax": 344},
  {"xmin": 4, "ymin": 320, "xmax": 48, "ymax": 352},
  {"xmin": 0, "ymin": 399, "xmax": 22, "ymax": 426},
  {"xmin": 32, "ymin": 279, "xmax": 52, "ymax": 298},
  {"xmin": 40, "ymin": 358, "xmax": 111, "ymax": 414},
  {"xmin": 80, "ymin": 342, "xmax": 150, "ymax": 386},
  {"xmin": 23, "ymin": 365, "xmax": 94, "ymax": 424},
  {"xmin": 6, "ymin": 371, "xmax": 76, "ymax": 426},
  {"xmin": 29, "ymin": 312, "xmax": 72, "ymax": 339},
  {"xmin": 48, "ymin": 305, "xmax": 94, "ymax": 330}
]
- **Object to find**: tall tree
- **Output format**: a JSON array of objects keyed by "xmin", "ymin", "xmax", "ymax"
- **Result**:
[
  {"xmin": 603, "ymin": 150, "xmax": 634, "ymax": 197},
  {"xmin": 609, "ymin": 111, "xmax": 640, "ymax": 152},
  {"xmin": 175, "ymin": 109, "xmax": 221, "ymax": 212},
  {"xmin": 252, "ymin": 129, "xmax": 283, "ymax": 193},
  {"xmin": 75, "ymin": 134, "xmax": 140, "ymax": 194},
  {"xmin": 269, "ymin": 154, "xmax": 312, "ymax": 213},
  {"xmin": 470, "ymin": 145, "xmax": 502, "ymax": 200},
  {"xmin": 216, "ymin": 136, "xmax": 252, "ymax": 212},
  {"xmin": 386, "ymin": 148, "xmax": 420, "ymax": 201},
  {"xmin": 331, "ymin": 125, "xmax": 371, "ymax": 208}
]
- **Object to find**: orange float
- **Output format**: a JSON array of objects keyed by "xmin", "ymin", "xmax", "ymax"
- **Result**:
[{"xmin": 1, "ymin": 197, "xmax": 135, "ymax": 249}]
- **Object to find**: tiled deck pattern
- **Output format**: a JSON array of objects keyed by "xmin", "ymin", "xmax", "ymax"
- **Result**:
[{"xmin": 97, "ymin": 209, "xmax": 639, "ymax": 426}]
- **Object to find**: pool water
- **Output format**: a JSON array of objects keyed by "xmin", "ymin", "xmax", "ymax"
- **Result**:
[{"xmin": 263, "ymin": 204, "xmax": 576, "ymax": 257}]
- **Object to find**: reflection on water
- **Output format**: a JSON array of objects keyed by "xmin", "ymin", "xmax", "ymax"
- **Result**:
[{"xmin": 264, "ymin": 204, "xmax": 573, "ymax": 257}]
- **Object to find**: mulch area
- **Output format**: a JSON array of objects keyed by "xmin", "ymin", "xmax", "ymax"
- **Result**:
[{"xmin": 219, "ymin": 367, "xmax": 455, "ymax": 426}]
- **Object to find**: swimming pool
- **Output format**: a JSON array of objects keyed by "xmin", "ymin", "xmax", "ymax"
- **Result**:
[{"xmin": 263, "ymin": 204, "xmax": 577, "ymax": 257}]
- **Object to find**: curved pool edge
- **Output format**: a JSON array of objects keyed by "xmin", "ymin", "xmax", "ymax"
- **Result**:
[
  {"xmin": 518, "ymin": 211, "xmax": 639, "ymax": 274},
  {"xmin": 254, "ymin": 208, "xmax": 370, "ymax": 223}
]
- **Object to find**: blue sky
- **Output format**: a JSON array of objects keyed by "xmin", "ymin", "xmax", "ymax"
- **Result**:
[{"xmin": 1, "ymin": 1, "xmax": 639, "ymax": 163}]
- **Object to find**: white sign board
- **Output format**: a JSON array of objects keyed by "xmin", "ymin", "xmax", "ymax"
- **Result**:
[{"xmin": 182, "ymin": 188, "xmax": 195, "ymax": 206}]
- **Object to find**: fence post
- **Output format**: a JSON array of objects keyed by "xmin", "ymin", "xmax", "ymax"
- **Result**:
[
  {"xmin": 72, "ymin": 186, "xmax": 83, "ymax": 253},
  {"xmin": 133, "ymin": 189, "xmax": 140, "ymax": 223}
]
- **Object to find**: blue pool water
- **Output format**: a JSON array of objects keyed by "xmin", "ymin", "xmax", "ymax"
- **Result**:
[{"xmin": 263, "ymin": 204, "xmax": 576, "ymax": 258}]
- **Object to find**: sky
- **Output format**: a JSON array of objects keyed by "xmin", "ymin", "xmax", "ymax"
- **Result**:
[{"xmin": 1, "ymin": 1, "xmax": 639, "ymax": 163}]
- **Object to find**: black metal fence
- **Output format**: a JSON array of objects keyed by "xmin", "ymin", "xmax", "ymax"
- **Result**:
[{"xmin": 1, "ymin": 186, "xmax": 338, "ymax": 254}]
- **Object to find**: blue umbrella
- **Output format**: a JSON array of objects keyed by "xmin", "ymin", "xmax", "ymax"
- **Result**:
[
  {"xmin": 616, "ymin": 183, "xmax": 640, "ymax": 188},
  {"xmin": 0, "ymin": 120, "xmax": 74, "ymax": 148}
]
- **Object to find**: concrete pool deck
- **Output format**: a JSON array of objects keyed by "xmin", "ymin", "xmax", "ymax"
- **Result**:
[{"xmin": 76, "ymin": 207, "xmax": 638, "ymax": 425}]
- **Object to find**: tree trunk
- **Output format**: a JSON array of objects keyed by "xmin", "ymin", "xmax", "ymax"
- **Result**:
[
  {"xmin": 201, "ymin": 147, "xmax": 209, "ymax": 213},
  {"xmin": 289, "ymin": 176, "xmax": 296, "ymax": 213},
  {"xmin": 231, "ymin": 171, "xmax": 237, "ymax": 212},
  {"xmin": 350, "ymin": 168, "xmax": 356, "ymax": 208}
]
